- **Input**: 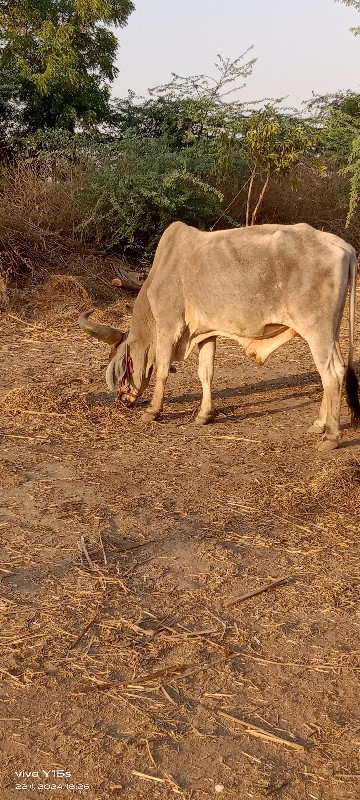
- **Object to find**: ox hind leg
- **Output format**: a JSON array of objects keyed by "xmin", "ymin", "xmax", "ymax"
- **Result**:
[
  {"xmin": 194, "ymin": 337, "xmax": 216, "ymax": 425},
  {"xmin": 308, "ymin": 339, "xmax": 345, "ymax": 436},
  {"xmin": 306, "ymin": 332, "xmax": 345, "ymax": 451},
  {"xmin": 307, "ymin": 392, "xmax": 327, "ymax": 435}
]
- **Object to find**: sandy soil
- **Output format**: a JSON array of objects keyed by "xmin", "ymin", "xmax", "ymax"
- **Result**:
[{"xmin": 0, "ymin": 283, "xmax": 359, "ymax": 800}]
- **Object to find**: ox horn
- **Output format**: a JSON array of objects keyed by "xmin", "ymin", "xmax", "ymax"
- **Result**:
[{"xmin": 78, "ymin": 310, "xmax": 124, "ymax": 346}]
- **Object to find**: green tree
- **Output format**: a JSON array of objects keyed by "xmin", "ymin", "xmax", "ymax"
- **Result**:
[
  {"xmin": 0, "ymin": 0, "xmax": 134, "ymax": 133},
  {"xmin": 242, "ymin": 107, "xmax": 316, "ymax": 225},
  {"xmin": 341, "ymin": 2, "xmax": 360, "ymax": 220},
  {"xmin": 77, "ymin": 135, "xmax": 225, "ymax": 255},
  {"xmin": 146, "ymin": 52, "xmax": 256, "ymax": 168},
  {"xmin": 303, "ymin": 91, "xmax": 360, "ymax": 226},
  {"xmin": 337, "ymin": 0, "xmax": 360, "ymax": 33},
  {"xmin": 336, "ymin": 1, "xmax": 360, "ymax": 219},
  {"xmin": 145, "ymin": 55, "xmax": 316, "ymax": 226}
]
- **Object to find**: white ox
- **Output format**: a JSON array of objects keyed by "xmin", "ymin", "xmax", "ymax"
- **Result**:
[{"xmin": 79, "ymin": 221, "xmax": 360, "ymax": 451}]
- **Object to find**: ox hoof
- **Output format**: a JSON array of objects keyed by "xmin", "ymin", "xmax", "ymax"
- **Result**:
[
  {"xmin": 194, "ymin": 410, "xmax": 216, "ymax": 426},
  {"xmin": 194, "ymin": 411, "xmax": 215, "ymax": 425},
  {"xmin": 307, "ymin": 421, "xmax": 326, "ymax": 435},
  {"xmin": 316, "ymin": 438, "xmax": 339, "ymax": 452},
  {"xmin": 141, "ymin": 409, "xmax": 160, "ymax": 423}
]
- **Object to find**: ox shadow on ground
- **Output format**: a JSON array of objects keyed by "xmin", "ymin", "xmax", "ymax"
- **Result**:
[
  {"xmin": 338, "ymin": 436, "xmax": 360, "ymax": 449},
  {"xmin": 84, "ymin": 390, "xmax": 114, "ymax": 407},
  {"xmin": 166, "ymin": 368, "xmax": 321, "ymax": 407},
  {"xmin": 159, "ymin": 368, "xmax": 322, "ymax": 424},
  {"xmin": 160, "ymin": 395, "xmax": 318, "ymax": 426},
  {"xmin": 82, "ymin": 365, "xmax": 360, "ymax": 438}
]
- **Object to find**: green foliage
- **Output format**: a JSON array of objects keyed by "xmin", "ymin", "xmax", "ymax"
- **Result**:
[
  {"xmin": 343, "ymin": 134, "xmax": 360, "ymax": 225},
  {"xmin": 133, "ymin": 55, "xmax": 317, "ymax": 224},
  {"xmin": 306, "ymin": 91, "xmax": 360, "ymax": 221},
  {"xmin": 0, "ymin": 0, "xmax": 134, "ymax": 133},
  {"xmin": 240, "ymin": 106, "xmax": 316, "ymax": 224},
  {"xmin": 243, "ymin": 107, "xmax": 315, "ymax": 175},
  {"xmin": 306, "ymin": 92, "xmax": 360, "ymax": 158},
  {"xmin": 145, "ymin": 53, "xmax": 256, "ymax": 176},
  {"xmin": 110, "ymin": 93, "xmax": 220, "ymax": 150},
  {"xmin": 76, "ymin": 135, "xmax": 225, "ymax": 255},
  {"xmin": 1, "ymin": 34, "xmax": 359, "ymax": 258},
  {"xmin": 337, "ymin": 0, "xmax": 360, "ymax": 33},
  {"xmin": 333, "ymin": 2, "xmax": 360, "ymax": 218}
]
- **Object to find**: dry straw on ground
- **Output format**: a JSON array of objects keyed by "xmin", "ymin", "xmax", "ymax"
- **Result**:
[{"xmin": 0, "ymin": 275, "xmax": 360, "ymax": 799}]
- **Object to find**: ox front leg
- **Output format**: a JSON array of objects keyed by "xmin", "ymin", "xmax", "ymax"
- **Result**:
[
  {"xmin": 195, "ymin": 337, "xmax": 216, "ymax": 425},
  {"xmin": 141, "ymin": 340, "xmax": 172, "ymax": 423}
]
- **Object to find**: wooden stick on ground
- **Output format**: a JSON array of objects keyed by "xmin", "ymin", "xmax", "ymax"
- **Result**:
[
  {"xmin": 112, "ymin": 276, "xmax": 143, "ymax": 293},
  {"xmin": 217, "ymin": 709, "xmax": 304, "ymax": 751},
  {"xmin": 70, "ymin": 605, "xmax": 99, "ymax": 650},
  {"xmin": 79, "ymin": 535, "xmax": 94, "ymax": 571},
  {"xmin": 131, "ymin": 771, "xmax": 166, "ymax": 784},
  {"xmin": 224, "ymin": 576, "xmax": 291, "ymax": 608}
]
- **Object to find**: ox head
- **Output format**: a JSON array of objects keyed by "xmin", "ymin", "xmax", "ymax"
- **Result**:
[{"xmin": 78, "ymin": 310, "xmax": 154, "ymax": 406}]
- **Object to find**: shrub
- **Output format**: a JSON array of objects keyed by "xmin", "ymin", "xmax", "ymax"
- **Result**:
[{"xmin": 76, "ymin": 134, "xmax": 225, "ymax": 255}]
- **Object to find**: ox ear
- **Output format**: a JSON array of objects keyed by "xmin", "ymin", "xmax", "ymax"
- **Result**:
[
  {"xmin": 109, "ymin": 331, "xmax": 127, "ymax": 362},
  {"xmin": 106, "ymin": 351, "xmax": 127, "ymax": 391}
]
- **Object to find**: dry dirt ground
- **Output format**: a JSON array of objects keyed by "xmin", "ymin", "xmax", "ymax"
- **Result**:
[{"xmin": 0, "ymin": 279, "xmax": 360, "ymax": 800}]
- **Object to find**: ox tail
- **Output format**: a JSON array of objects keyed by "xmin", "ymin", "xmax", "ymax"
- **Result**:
[{"xmin": 345, "ymin": 252, "xmax": 360, "ymax": 428}]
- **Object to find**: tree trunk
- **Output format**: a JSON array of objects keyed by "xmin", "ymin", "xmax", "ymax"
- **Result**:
[
  {"xmin": 251, "ymin": 171, "xmax": 270, "ymax": 226},
  {"xmin": 245, "ymin": 168, "xmax": 256, "ymax": 227}
]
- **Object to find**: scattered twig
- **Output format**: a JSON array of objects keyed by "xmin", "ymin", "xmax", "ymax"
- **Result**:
[
  {"xmin": 79, "ymin": 535, "xmax": 94, "ymax": 571},
  {"xmin": 160, "ymin": 685, "xmax": 177, "ymax": 706},
  {"xmin": 210, "ymin": 435, "xmax": 262, "ymax": 443},
  {"xmin": 3, "ymin": 433, "xmax": 48, "ymax": 441},
  {"xmin": 7, "ymin": 313, "xmax": 38, "ymax": 328},
  {"xmin": 116, "ymin": 614, "xmax": 154, "ymax": 638},
  {"xmin": 69, "ymin": 605, "xmax": 99, "ymax": 650},
  {"xmin": 238, "ymin": 749, "xmax": 262, "ymax": 764},
  {"xmin": 146, "ymin": 739, "xmax": 157, "ymax": 769},
  {"xmin": 5, "ymin": 409, "xmax": 71, "ymax": 418},
  {"xmin": 82, "ymin": 661, "xmax": 193, "ymax": 691},
  {"xmin": 131, "ymin": 771, "xmax": 166, "ymax": 784},
  {"xmin": 225, "ymin": 576, "xmax": 291, "ymax": 608},
  {"xmin": 98, "ymin": 531, "xmax": 107, "ymax": 566},
  {"xmin": 217, "ymin": 710, "xmax": 304, "ymax": 751}
]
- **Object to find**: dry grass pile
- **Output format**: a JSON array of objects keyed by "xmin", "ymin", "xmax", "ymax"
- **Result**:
[
  {"xmin": 287, "ymin": 455, "xmax": 360, "ymax": 522},
  {"xmin": 309, "ymin": 456, "xmax": 360, "ymax": 498},
  {"xmin": 0, "ymin": 203, "xmax": 79, "ymax": 282},
  {"xmin": 0, "ymin": 217, "xmax": 136, "ymax": 312},
  {"xmin": 0, "ymin": 161, "xmax": 136, "ymax": 308},
  {"xmin": 0, "ymin": 206, "xmax": 127, "ymax": 302},
  {"xmin": 0, "ymin": 383, "xmax": 92, "ymax": 419},
  {"xmin": 29, "ymin": 274, "xmax": 92, "ymax": 319}
]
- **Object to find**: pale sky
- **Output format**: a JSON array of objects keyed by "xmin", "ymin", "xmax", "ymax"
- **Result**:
[{"xmin": 112, "ymin": 0, "xmax": 359, "ymax": 109}]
